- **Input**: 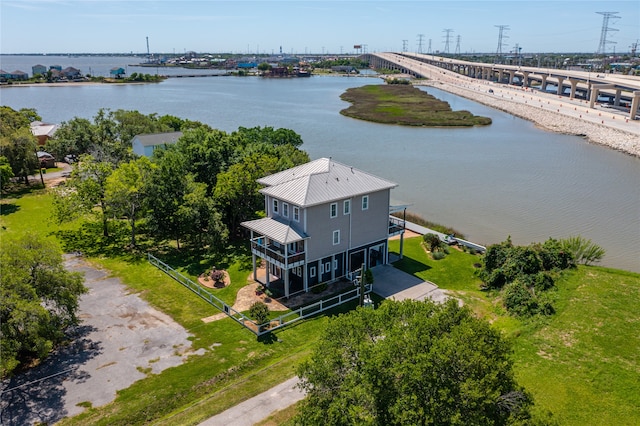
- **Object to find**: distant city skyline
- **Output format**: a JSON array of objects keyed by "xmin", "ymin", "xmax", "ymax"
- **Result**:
[{"xmin": 1, "ymin": 1, "xmax": 638, "ymax": 55}]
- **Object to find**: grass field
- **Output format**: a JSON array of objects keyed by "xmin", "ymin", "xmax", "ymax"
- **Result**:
[
  {"xmin": 390, "ymin": 236, "xmax": 640, "ymax": 425},
  {"xmin": 3, "ymin": 191, "xmax": 639, "ymax": 425}
]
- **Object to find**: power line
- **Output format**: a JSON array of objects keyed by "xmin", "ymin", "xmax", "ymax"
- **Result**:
[
  {"xmin": 596, "ymin": 12, "xmax": 620, "ymax": 55},
  {"xmin": 417, "ymin": 34, "xmax": 425, "ymax": 54},
  {"xmin": 495, "ymin": 25, "xmax": 509, "ymax": 62},
  {"xmin": 427, "ymin": 38, "xmax": 432, "ymax": 54},
  {"xmin": 455, "ymin": 35, "xmax": 461, "ymax": 55},
  {"xmin": 442, "ymin": 29, "xmax": 453, "ymax": 54}
]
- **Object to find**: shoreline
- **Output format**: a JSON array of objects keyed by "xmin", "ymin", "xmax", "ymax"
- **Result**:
[
  {"xmin": 414, "ymin": 78, "xmax": 640, "ymax": 158},
  {"xmin": 3, "ymin": 72, "xmax": 639, "ymax": 157}
]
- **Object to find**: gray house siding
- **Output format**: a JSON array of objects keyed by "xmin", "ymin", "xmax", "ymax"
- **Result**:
[
  {"xmin": 350, "ymin": 191, "xmax": 391, "ymax": 248},
  {"xmin": 241, "ymin": 157, "xmax": 400, "ymax": 297}
]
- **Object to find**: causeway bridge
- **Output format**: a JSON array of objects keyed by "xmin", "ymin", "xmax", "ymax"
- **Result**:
[{"xmin": 364, "ymin": 52, "xmax": 640, "ymax": 120}]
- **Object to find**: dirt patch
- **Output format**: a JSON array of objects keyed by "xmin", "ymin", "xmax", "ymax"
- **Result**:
[
  {"xmin": 202, "ymin": 277, "xmax": 289, "ymax": 323},
  {"xmin": 198, "ymin": 270, "xmax": 231, "ymax": 289}
]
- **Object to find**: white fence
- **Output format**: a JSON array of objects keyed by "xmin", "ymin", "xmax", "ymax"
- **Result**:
[{"xmin": 147, "ymin": 253, "xmax": 371, "ymax": 337}]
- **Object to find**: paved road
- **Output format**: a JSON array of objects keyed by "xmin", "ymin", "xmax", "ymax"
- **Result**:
[
  {"xmin": 0, "ymin": 255, "xmax": 200, "ymax": 426},
  {"xmin": 200, "ymin": 377, "xmax": 305, "ymax": 426},
  {"xmin": 199, "ymin": 265, "xmax": 448, "ymax": 425}
]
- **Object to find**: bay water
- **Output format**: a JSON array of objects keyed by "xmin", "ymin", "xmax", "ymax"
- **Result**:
[{"xmin": 1, "ymin": 55, "xmax": 638, "ymax": 272}]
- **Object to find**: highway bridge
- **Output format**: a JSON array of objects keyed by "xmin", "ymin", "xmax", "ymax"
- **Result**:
[{"xmin": 364, "ymin": 52, "xmax": 640, "ymax": 120}]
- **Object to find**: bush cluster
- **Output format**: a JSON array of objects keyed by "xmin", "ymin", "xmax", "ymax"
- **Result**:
[{"xmin": 477, "ymin": 237, "xmax": 579, "ymax": 317}]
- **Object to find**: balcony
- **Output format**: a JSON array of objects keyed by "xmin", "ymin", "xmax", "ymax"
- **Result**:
[
  {"xmin": 250, "ymin": 238, "xmax": 305, "ymax": 268},
  {"xmin": 388, "ymin": 215, "xmax": 405, "ymax": 236}
]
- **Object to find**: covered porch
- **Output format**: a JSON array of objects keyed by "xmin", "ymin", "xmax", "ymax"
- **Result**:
[{"xmin": 241, "ymin": 216, "xmax": 309, "ymax": 298}]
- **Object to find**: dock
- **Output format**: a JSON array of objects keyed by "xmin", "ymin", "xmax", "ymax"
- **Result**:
[{"xmin": 403, "ymin": 220, "xmax": 486, "ymax": 253}]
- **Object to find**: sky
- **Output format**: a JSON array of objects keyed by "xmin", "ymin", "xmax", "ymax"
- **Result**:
[{"xmin": 1, "ymin": 1, "xmax": 638, "ymax": 55}]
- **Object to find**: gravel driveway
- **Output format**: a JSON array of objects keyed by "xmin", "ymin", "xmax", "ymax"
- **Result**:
[{"xmin": 0, "ymin": 254, "xmax": 202, "ymax": 425}]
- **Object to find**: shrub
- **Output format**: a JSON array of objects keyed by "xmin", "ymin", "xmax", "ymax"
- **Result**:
[
  {"xmin": 249, "ymin": 301, "xmax": 270, "ymax": 325},
  {"xmin": 432, "ymin": 251, "xmax": 446, "ymax": 260},
  {"xmin": 209, "ymin": 268, "xmax": 226, "ymax": 287},
  {"xmin": 560, "ymin": 236, "xmax": 605, "ymax": 265}
]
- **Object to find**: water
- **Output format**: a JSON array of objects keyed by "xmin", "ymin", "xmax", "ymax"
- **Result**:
[{"xmin": 1, "ymin": 56, "xmax": 639, "ymax": 272}]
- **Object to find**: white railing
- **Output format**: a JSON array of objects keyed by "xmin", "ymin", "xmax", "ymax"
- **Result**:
[{"xmin": 147, "ymin": 253, "xmax": 371, "ymax": 337}]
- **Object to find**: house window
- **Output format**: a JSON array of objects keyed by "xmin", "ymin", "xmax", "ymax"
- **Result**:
[
  {"xmin": 325, "ymin": 262, "xmax": 331, "ymax": 273},
  {"xmin": 310, "ymin": 266, "xmax": 316, "ymax": 278},
  {"xmin": 273, "ymin": 199, "xmax": 279, "ymax": 215},
  {"xmin": 333, "ymin": 230, "xmax": 340, "ymax": 245},
  {"xmin": 283, "ymin": 202, "xmax": 289, "ymax": 218},
  {"xmin": 362, "ymin": 195, "xmax": 369, "ymax": 210},
  {"xmin": 330, "ymin": 202, "xmax": 337, "ymax": 218},
  {"xmin": 293, "ymin": 206, "xmax": 300, "ymax": 222},
  {"xmin": 344, "ymin": 199, "xmax": 351, "ymax": 215}
]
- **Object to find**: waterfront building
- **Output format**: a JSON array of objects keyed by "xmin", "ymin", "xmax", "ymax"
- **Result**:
[
  {"xmin": 242, "ymin": 157, "xmax": 406, "ymax": 298},
  {"xmin": 131, "ymin": 131, "xmax": 183, "ymax": 157}
]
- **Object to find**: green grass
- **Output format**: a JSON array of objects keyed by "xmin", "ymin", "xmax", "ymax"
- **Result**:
[
  {"xmin": 511, "ymin": 267, "xmax": 640, "ymax": 425},
  {"xmin": 390, "ymin": 235, "xmax": 640, "ymax": 425},
  {"xmin": 5, "ymin": 191, "xmax": 639, "ymax": 425}
]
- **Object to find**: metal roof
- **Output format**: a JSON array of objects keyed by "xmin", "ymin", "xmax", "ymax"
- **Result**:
[
  {"xmin": 241, "ymin": 217, "xmax": 308, "ymax": 244},
  {"xmin": 258, "ymin": 158, "xmax": 397, "ymax": 207},
  {"xmin": 132, "ymin": 131, "xmax": 183, "ymax": 147}
]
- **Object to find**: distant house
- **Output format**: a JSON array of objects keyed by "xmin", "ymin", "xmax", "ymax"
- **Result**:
[
  {"xmin": 241, "ymin": 157, "xmax": 405, "ymax": 298},
  {"xmin": 49, "ymin": 65, "xmax": 62, "ymax": 71},
  {"xmin": 331, "ymin": 65, "xmax": 358, "ymax": 74},
  {"xmin": 30, "ymin": 121, "xmax": 59, "ymax": 145},
  {"xmin": 32, "ymin": 64, "xmax": 47, "ymax": 76},
  {"xmin": 131, "ymin": 131, "xmax": 183, "ymax": 157},
  {"xmin": 37, "ymin": 151, "xmax": 56, "ymax": 168},
  {"xmin": 110, "ymin": 67, "xmax": 126, "ymax": 78},
  {"xmin": 61, "ymin": 67, "xmax": 81, "ymax": 79},
  {"xmin": 0, "ymin": 69, "xmax": 28, "ymax": 81}
]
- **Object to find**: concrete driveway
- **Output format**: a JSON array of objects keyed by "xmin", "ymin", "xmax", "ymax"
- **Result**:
[
  {"xmin": 371, "ymin": 264, "xmax": 451, "ymax": 304},
  {"xmin": 0, "ymin": 254, "xmax": 202, "ymax": 426}
]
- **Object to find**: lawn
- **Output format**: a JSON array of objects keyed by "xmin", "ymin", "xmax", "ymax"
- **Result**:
[
  {"xmin": 390, "ymin": 235, "xmax": 640, "ymax": 425},
  {"xmin": 4, "ymin": 191, "xmax": 639, "ymax": 425}
]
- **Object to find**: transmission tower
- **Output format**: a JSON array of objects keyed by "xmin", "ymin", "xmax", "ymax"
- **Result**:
[
  {"xmin": 427, "ymin": 39, "xmax": 432, "ymax": 54},
  {"xmin": 596, "ymin": 12, "xmax": 620, "ymax": 55},
  {"xmin": 417, "ymin": 34, "xmax": 425, "ymax": 53},
  {"xmin": 442, "ymin": 29, "xmax": 453, "ymax": 54},
  {"xmin": 495, "ymin": 25, "xmax": 509, "ymax": 61},
  {"xmin": 455, "ymin": 35, "xmax": 461, "ymax": 55},
  {"xmin": 402, "ymin": 39, "xmax": 408, "ymax": 52}
]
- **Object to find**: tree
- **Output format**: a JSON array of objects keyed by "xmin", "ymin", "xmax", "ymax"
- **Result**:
[
  {"xmin": 257, "ymin": 62, "xmax": 272, "ymax": 73},
  {"xmin": 52, "ymin": 154, "xmax": 114, "ymax": 238},
  {"xmin": 423, "ymin": 233, "xmax": 442, "ymax": 252},
  {"xmin": 146, "ymin": 148, "xmax": 226, "ymax": 250},
  {"xmin": 0, "ymin": 127, "xmax": 39, "ymax": 185},
  {"xmin": 1, "ymin": 233, "xmax": 86, "ymax": 377},
  {"xmin": 214, "ymin": 153, "xmax": 279, "ymax": 234},
  {"xmin": 45, "ymin": 117, "xmax": 97, "ymax": 159},
  {"xmin": 296, "ymin": 299, "xmax": 532, "ymax": 425},
  {"xmin": 105, "ymin": 156, "xmax": 155, "ymax": 247},
  {"xmin": 0, "ymin": 155, "xmax": 15, "ymax": 190}
]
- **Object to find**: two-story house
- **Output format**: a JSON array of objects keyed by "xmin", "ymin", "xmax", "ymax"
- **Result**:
[{"xmin": 241, "ymin": 157, "xmax": 405, "ymax": 298}]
